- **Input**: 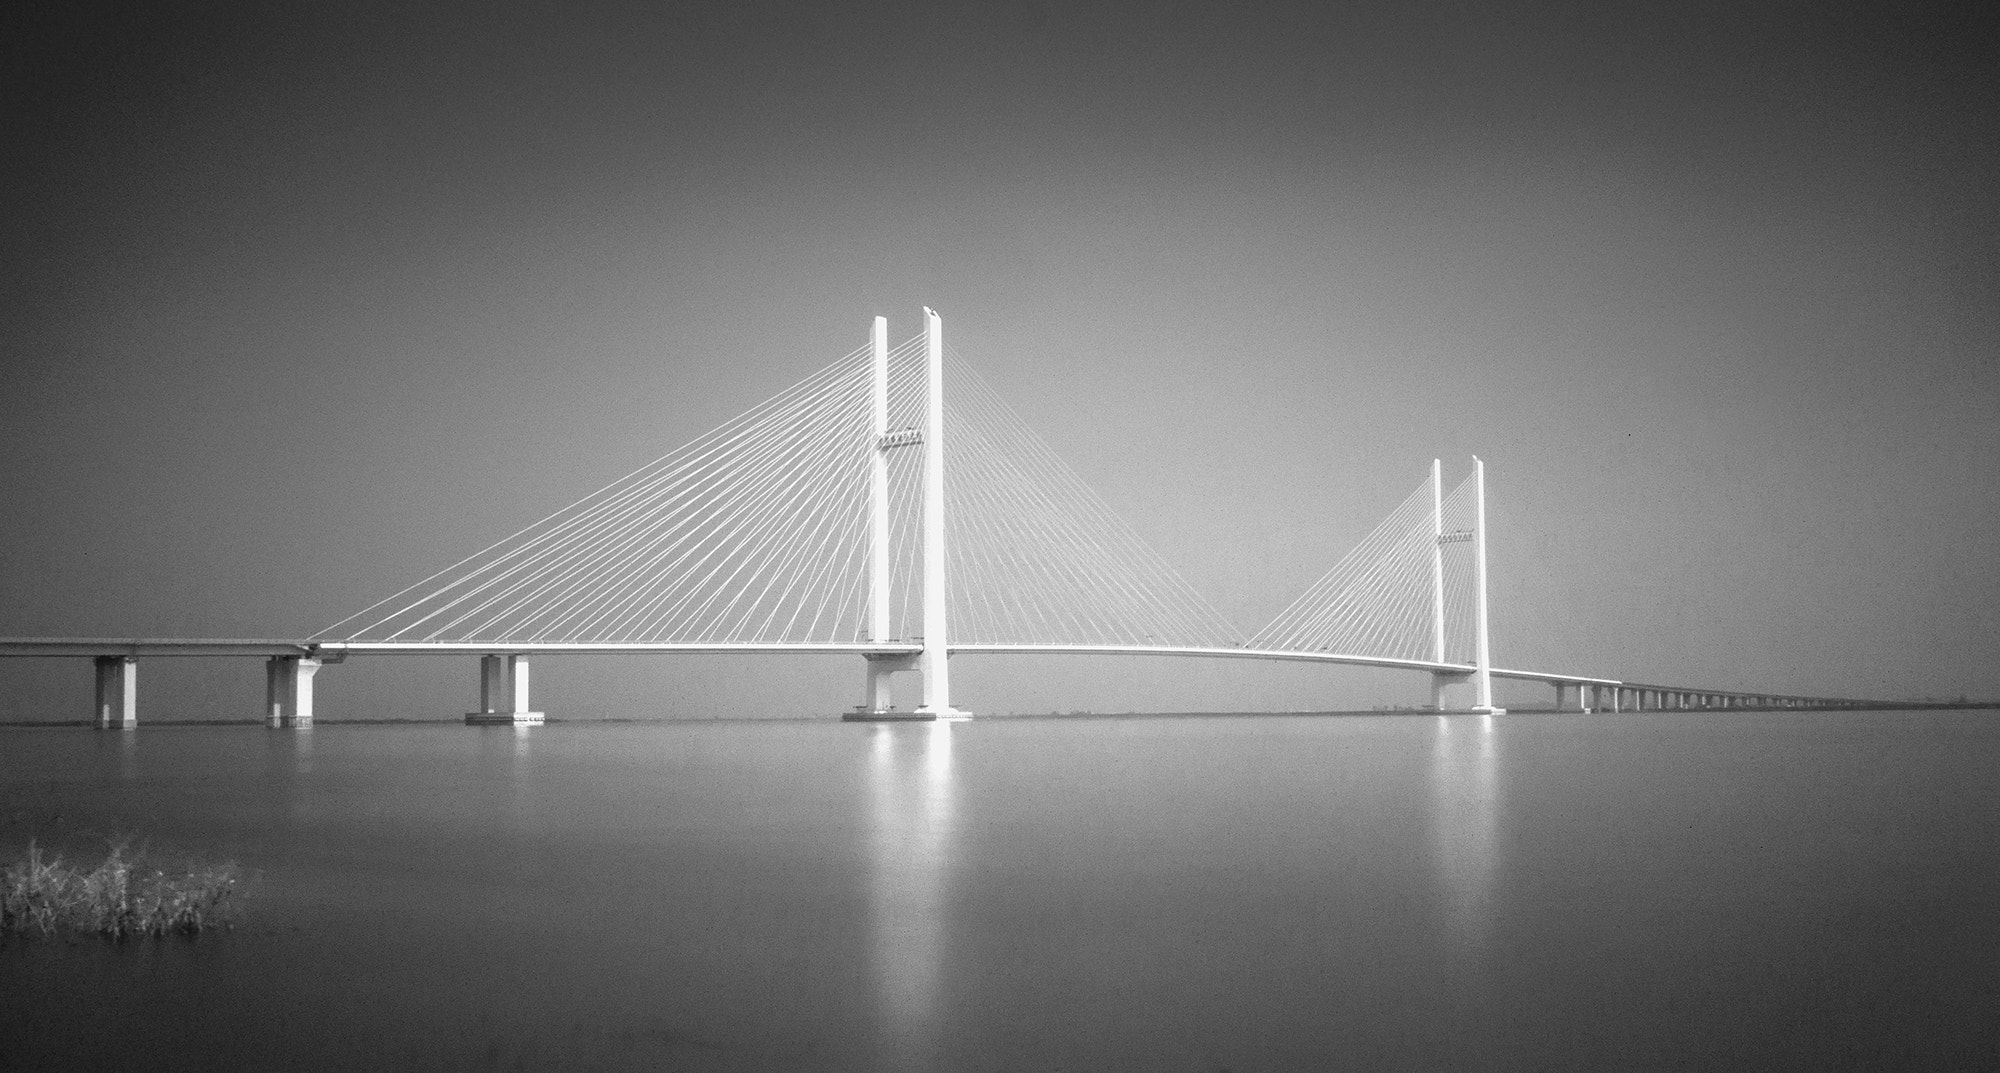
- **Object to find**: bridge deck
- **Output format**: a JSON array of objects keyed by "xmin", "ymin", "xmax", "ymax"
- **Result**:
[
  {"xmin": 0, "ymin": 636, "xmax": 1711, "ymax": 691},
  {"xmin": 4, "ymin": 638, "xmax": 1894, "ymax": 708}
]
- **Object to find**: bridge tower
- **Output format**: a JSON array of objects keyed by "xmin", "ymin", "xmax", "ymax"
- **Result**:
[
  {"xmin": 1430, "ymin": 457, "xmax": 1504, "ymax": 714},
  {"xmin": 851, "ymin": 308, "xmax": 969, "ymax": 721}
]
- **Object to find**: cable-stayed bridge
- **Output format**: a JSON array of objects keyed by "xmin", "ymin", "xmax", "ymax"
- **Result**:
[{"xmin": 2, "ymin": 310, "xmax": 1882, "ymax": 726}]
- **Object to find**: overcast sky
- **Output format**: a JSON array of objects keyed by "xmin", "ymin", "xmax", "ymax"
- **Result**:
[{"xmin": 3, "ymin": 1, "xmax": 1995, "ymax": 719}]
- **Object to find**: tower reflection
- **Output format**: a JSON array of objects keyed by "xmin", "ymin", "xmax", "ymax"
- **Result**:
[
  {"xmin": 292, "ymin": 722, "xmax": 314, "ymax": 775},
  {"xmin": 112, "ymin": 725, "xmax": 139, "ymax": 781},
  {"xmin": 865, "ymin": 721, "xmax": 958, "ymax": 1070},
  {"xmin": 1430, "ymin": 713, "xmax": 1498, "ymax": 961}
]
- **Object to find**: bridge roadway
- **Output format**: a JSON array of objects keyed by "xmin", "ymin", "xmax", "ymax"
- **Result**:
[{"xmin": 0, "ymin": 638, "xmax": 1880, "ymax": 723}]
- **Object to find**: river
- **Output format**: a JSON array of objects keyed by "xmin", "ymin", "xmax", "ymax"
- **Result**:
[{"xmin": 3, "ymin": 710, "xmax": 1996, "ymax": 1070}]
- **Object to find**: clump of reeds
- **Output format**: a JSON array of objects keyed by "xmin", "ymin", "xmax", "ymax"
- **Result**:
[{"xmin": 1, "ymin": 840, "xmax": 240, "ymax": 939}]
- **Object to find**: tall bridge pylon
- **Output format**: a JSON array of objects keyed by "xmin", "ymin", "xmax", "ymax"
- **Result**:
[{"xmin": 856, "ymin": 309, "xmax": 961, "ymax": 719}]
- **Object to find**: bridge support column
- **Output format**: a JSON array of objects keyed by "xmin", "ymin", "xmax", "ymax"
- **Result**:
[
  {"xmin": 848, "ymin": 653, "xmax": 926, "ymax": 721},
  {"xmin": 94, "ymin": 656, "xmax": 137, "ymax": 728},
  {"xmin": 915, "ymin": 309, "xmax": 967, "ymax": 721},
  {"xmin": 265, "ymin": 656, "xmax": 320, "ymax": 728},
  {"xmin": 466, "ymin": 654, "xmax": 544, "ymax": 725},
  {"xmin": 1554, "ymin": 682, "xmax": 1588, "ymax": 712},
  {"xmin": 1432, "ymin": 671, "xmax": 1477, "ymax": 713},
  {"xmin": 1467, "ymin": 457, "xmax": 1502, "ymax": 714}
]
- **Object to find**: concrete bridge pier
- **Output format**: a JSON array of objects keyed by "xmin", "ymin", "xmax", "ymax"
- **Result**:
[
  {"xmin": 466, "ymin": 654, "xmax": 544, "ymax": 725},
  {"xmin": 265, "ymin": 656, "xmax": 321, "ymax": 728},
  {"xmin": 1431, "ymin": 670, "xmax": 1470, "ymax": 711},
  {"xmin": 1553, "ymin": 681, "xmax": 1592, "ymax": 712},
  {"xmin": 94, "ymin": 655, "xmax": 137, "ymax": 728},
  {"xmin": 1431, "ymin": 671, "xmax": 1502, "ymax": 714},
  {"xmin": 848, "ymin": 653, "xmax": 929, "ymax": 721}
]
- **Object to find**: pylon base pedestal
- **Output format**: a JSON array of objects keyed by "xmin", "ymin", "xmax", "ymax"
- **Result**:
[
  {"xmin": 842, "ymin": 707, "xmax": 938, "ymax": 722},
  {"xmin": 466, "ymin": 711, "xmax": 544, "ymax": 726}
]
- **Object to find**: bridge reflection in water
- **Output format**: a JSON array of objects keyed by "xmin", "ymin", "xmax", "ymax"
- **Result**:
[
  {"xmin": 1431, "ymin": 714, "xmax": 1499, "ymax": 964},
  {"xmin": 865, "ymin": 722, "xmax": 959, "ymax": 1069}
]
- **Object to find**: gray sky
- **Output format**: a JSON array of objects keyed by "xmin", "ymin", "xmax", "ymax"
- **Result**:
[{"xmin": 4, "ymin": 0, "xmax": 1995, "ymax": 719}]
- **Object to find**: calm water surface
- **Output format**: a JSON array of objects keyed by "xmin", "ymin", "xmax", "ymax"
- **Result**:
[{"xmin": 3, "ymin": 711, "xmax": 1997, "ymax": 1071}]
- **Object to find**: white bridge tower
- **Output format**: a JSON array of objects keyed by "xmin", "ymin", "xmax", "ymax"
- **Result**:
[
  {"xmin": 1430, "ymin": 456, "xmax": 1504, "ymax": 714},
  {"xmin": 850, "ymin": 308, "xmax": 969, "ymax": 721}
]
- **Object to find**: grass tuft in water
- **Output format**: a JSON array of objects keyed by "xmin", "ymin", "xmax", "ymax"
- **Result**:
[{"xmin": 2, "ymin": 839, "xmax": 240, "ymax": 939}]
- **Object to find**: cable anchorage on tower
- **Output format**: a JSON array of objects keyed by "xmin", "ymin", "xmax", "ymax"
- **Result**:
[{"xmin": 878, "ymin": 428, "xmax": 924, "ymax": 450}]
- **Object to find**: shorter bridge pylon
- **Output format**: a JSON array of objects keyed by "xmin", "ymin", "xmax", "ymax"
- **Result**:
[{"xmin": 1431, "ymin": 456, "xmax": 1503, "ymax": 714}]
